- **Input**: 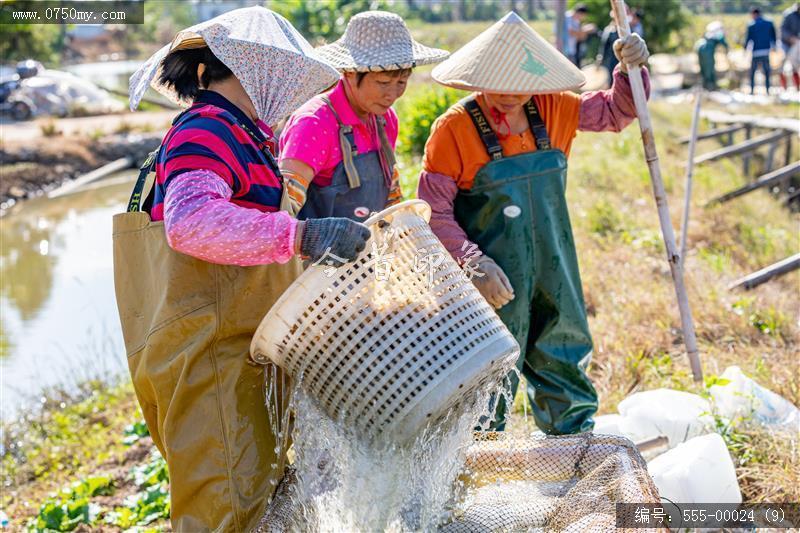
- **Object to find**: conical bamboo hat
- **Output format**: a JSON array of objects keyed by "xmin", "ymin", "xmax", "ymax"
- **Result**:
[{"xmin": 432, "ymin": 11, "xmax": 586, "ymax": 94}]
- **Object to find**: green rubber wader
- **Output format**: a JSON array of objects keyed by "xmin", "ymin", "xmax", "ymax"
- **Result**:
[
  {"xmin": 698, "ymin": 42, "xmax": 718, "ymax": 90},
  {"xmin": 453, "ymin": 102, "xmax": 598, "ymax": 435}
]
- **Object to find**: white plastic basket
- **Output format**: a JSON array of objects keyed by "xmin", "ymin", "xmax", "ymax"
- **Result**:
[{"xmin": 250, "ymin": 200, "xmax": 519, "ymax": 443}]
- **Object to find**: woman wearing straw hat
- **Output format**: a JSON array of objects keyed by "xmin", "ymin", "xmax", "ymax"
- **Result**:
[
  {"xmin": 278, "ymin": 11, "xmax": 448, "ymax": 221},
  {"xmin": 116, "ymin": 7, "xmax": 371, "ymax": 531},
  {"xmin": 417, "ymin": 12, "xmax": 650, "ymax": 436}
]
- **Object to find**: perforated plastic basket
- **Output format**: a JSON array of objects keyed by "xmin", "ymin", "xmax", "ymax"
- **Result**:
[{"xmin": 250, "ymin": 200, "xmax": 519, "ymax": 443}]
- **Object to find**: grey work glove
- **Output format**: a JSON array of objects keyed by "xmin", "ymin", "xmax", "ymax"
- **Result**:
[
  {"xmin": 299, "ymin": 217, "xmax": 371, "ymax": 266},
  {"xmin": 473, "ymin": 256, "xmax": 515, "ymax": 309},
  {"xmin": 613, "ymin": 33, "xmax": 650, "ymax": 73}
]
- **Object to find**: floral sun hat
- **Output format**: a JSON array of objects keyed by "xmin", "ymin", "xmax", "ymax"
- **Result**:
[{"xmin": 129, "ymin": 6, "xmax": 340, "ymax": 125}]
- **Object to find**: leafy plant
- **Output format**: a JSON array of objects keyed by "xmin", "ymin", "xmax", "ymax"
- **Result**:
[
  {"xmin": 105, "ymin": 451, "xmax": 170, "ymax": 528},
  {"xmin": 122, "ymin": 420, "xmax": 150, "ymax": 446},
  {"xmin": 131, "ymin": 452, "xmax": 169, "ymax": 488},
  {"xmin": 703, "ymin": 375, "xmax": 732, "ymax": 389},
  {"xmin": 732, "ymin": 299, "xmax": 787, "ymax": 339},
  {"xmin": 39, "ymin": 121, "xmax": 61, "ymax": 137},
  {"xmin": 395, "ymin": 85, "xmax": 461, "ymax": 158},
  {"xmin": 587, "ymin": 199, "xmax": 622, "ymax": 236},
  {"xmin": 27, "ymin": 476, "xmax": 113, "ymax": 532}
]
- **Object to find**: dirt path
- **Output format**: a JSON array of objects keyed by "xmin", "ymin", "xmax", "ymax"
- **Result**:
[{"xmin": 0, "ymin": 110, "xmax": 175, "ymax": 145}]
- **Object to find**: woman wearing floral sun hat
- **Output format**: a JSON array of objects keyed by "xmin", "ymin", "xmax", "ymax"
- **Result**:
[
  {"xmin": 278, "ymin": 11, "xmax": 448, "ymax": 221},
  {"xmin": 116, "ymin": 7, "xmax": 372, "ymax": 531},
  {"xmin": 417, "ymin": 12, "xmax": 651, "ymax": 436}
]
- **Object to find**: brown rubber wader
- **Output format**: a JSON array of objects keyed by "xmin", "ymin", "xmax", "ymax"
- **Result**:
[{"xmin": 113, "ymin": 157, "xmax": 301, "ymax": 531}]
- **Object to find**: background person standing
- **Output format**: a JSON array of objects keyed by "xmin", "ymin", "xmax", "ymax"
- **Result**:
[
  {"xmin": 780, "ymin": 2, "xmax": 800, "ymax": 91},
  {"xmin": 696, "ymin": 21, "xmax": 729, "ymax": 90},
  {"xmin": 561, "ymin": 4, "xmax": 591, "ymax": 66},
  {"xmin": 745, "ymin": 7, "xmax": 777, "ymax": 94}
]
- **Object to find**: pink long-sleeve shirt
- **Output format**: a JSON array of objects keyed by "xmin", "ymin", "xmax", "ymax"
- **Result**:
[
  {"xmin": 418, "ymin": 65, "xmax": 651, "ymax": 261},
  {"xmin": 279, "ymin": 78, "xmax": 399, "ymax": 186},
  {"xmin": 163, "ymin": 169, "xmax": 297, "ymax": 266}
]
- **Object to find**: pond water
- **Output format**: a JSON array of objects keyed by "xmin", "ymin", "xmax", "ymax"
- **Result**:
[{"xmin": 0, "ymin": 175, "xmax": 135, "ymax": 418}]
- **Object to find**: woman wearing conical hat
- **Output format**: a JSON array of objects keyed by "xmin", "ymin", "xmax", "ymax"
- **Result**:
[
  {"xmin": 278, "ymin": 11, "xmax": 448, "ymax": 221},
  {"xmin": 417, "ymin": 12, "xmax": 650, "ymax": 435}
]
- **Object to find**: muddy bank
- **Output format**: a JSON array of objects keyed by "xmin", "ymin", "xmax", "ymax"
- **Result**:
[{"xmin": 0, "ymin": 133, "xmax": 160, "ymax": 209}]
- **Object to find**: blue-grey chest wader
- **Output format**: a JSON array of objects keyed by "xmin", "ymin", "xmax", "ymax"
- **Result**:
[
  {"xmin": 297, "ymin": 95, "xmax": 394, "ymax": 221},
  {"xmin": 453, "ymin": 96, "xmax": 597, "ymax": 435},
  {"xmin": 113, "ymin": 108, "xmax": 300, "ymax": 531}
]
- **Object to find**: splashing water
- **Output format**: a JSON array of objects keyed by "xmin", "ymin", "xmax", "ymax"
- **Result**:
[{"xmin": 260, "ymin": 371, "xmax": 517, "ymax": 532}]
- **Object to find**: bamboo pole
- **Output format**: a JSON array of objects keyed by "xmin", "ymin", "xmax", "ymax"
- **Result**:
[
  {"xmin": 48, "ymin": 156, "xmax": 135, "ymax": 199},
  {"xmin": 728, "ymin": 253, "xmax": 800, "ymax": 290},
  {"xmin": 677, "ymin": 124, "xmax": 744, "ymax": 144},
  {"xmin": 680, "ymin": 86, "xmax": 702, "ymax": 270},
  {"xmin": 707, "ymin": 161, "xmax": 800, "ymax": 205},
  {"xmin": 610, "ymin": 0, "xmax": 703, "ymax": 382}
]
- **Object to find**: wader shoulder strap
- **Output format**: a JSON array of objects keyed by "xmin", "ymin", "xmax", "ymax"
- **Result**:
[
  {"xmin": 461, "ymin": 97, "xmax": 503, "ymax": 161},
  {"xmin": 125, "ymin": 108, "xmax": 193, "ymax": 212},
  {"xmin": 523, "ymin": 98, "xmax": 551, "ymax": 151},
  {"xmin": 320, "ymin": 95, "xmax": 361, "ymax": 189},
  {"xmin": 127, "ymin": 149, "xmax": 159, "ymax": 213},
  {"xmin": 237, "ymin": 122, "xmax": 282, "ymax": 179},
  {"xmin": 375, "ymin": 115, "xmax": 396, "ymax": 185}
]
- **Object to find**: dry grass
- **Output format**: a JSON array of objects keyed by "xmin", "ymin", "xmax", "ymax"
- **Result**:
[
  {"xmin": 568, "ymin": 99, "xmax": 799, "ymax": 501},
  {"xmin": 568, "ymin": 99, "xmax": 798, "ymax": 404}
]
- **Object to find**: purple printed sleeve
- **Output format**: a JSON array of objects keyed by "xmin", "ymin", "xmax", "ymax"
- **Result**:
[
  {"xmin": 417, "ymin": 170, "xmax": 477, "ymax": 262},
  {"xmin": 163, "ymin": 169, "xmax": 297, "ymax": 266},
  {"xmin": 578, "ymin": 65, "xmax": 651, "ymax": 133}
]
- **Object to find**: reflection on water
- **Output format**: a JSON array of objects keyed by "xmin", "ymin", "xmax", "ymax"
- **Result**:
[{"xmin": 0, "ymin": 175, "xmax": 135, "ymax": 417}]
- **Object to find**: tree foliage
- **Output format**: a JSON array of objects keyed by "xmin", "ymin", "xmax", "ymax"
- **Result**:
[
  {"xmin": 0, "ymin": 23, "xmax": 62, "ymax": 65},
  {"xmin": 118, "ymin": 1, "xmax": 196, "ymax": 58},
  {"xmin": 568, "ymin": 0, "xmax": 689, "ymax": 53},
  {"xmin": 271, "ymin": 0, "xmax": 407, "ymax": 44}
]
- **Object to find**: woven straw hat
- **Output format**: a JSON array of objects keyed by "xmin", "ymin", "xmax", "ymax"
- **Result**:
[
  {"xmin": 432, "ymin": 12, "xmax": 585, "ymax": 94},
  {"xmin": 316, "ymin": 11, "xmax": 449, "ymax": 72}
]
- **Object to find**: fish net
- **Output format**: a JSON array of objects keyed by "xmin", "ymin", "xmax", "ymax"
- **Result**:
[
  {"xmin": 444, "ymin": 432, "xmax": 661, "ymax": 532},
  {"xmin": 256, "ymin": 432, "xmax": 661, "ymax": 532}
]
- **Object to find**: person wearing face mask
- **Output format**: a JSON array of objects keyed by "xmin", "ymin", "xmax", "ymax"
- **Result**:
[
  {"xmin": 417, "ymin": 12, "xmax": 650, "ymax": 436},
  {"xmin": 117, "ymin": 8, "xmax": 371, "ymax": 531},
  {"xmin": 696, "ymin": 21, "xmax": 729, "ymax": 91},
  {"xmin": 278, "ymin": 11, "xmax": 448, "ymax": 222}
]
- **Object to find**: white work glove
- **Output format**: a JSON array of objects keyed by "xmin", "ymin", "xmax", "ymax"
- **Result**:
[
  {"xmin": 472, "ymin": 256, "xmax": 515, "ymax": 310},
  {"xmin": 613, "ymin": 33, "xmax": 650, "ymax": 73}
]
